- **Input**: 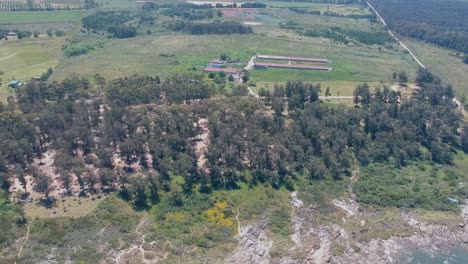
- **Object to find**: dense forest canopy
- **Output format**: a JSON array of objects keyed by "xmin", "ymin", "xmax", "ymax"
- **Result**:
[
  {"xmin": 0, "ymin": 68, "xmax": 465, "ymax": 210},
  {"xmin": 370, "ymin": 0, "xmax": 468, "ymax": 53}
]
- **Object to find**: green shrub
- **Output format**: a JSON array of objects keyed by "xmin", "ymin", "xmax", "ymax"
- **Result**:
[{"xmin": 64, "ymin": 44, "xmax": 95, "ymax": 57}]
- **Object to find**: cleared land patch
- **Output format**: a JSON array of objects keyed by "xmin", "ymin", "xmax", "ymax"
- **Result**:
[{"xmin": 0, "ymin": 10, "xmax": 85, "ymax": 24}]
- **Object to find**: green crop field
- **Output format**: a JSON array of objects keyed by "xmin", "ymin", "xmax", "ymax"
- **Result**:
[
  {"xmin": 0, "ymin": 36, "xmax": 64, "ymax": 102},
  {"xmin": 0, "ymin": 10, "xmax": 85, "ymax": 24}
]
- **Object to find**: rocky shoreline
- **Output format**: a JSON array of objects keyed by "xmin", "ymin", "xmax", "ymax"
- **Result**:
[
  {"xmin": 223, "ymin": 194, "xmax": 468, "ymax": 264},
  {"xmin": 332, "ymin": 203, "xmax": 468, "ymax": 264}
]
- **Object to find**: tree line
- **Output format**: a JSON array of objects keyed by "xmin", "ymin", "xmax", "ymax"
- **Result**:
[
  {"xmin": 163, "ymin": 4, "xmax": 220, "ymax": 20},
  {"xmin": 289, "ymin": 7, "xmax": 376, "ymax": 21},
  {"xmin": 81, "ymin": 11, "xmax": 147, "ymax": 39},
  {"xmin": 0, "ymin": 68, "xmax": 466, "ymax": 209},
  {"xmin": 168, "ymin": 21, "xmax": 253, "ymax": 35},
  {"xmin": 299, "ymin": 27, "xmax": 391, "ymax": 46},
  {"xmin": 269, "ymin": 0, "xmax": 362, "ymax": 4},
  {"xmin": 370, "ymin": 0, "xmax": 468, "ymax": 54}
]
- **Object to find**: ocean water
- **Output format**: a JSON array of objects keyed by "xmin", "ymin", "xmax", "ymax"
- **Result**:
[{"xmin": 400, "ymin": 246, "xmax": 468, "ymax": 264}]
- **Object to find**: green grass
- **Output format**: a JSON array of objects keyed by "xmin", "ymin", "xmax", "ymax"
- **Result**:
[
  {"xmin": 272, "ymin": 8, "xmax": 377, "ymax": 32},
  {"xmin": 402, "ymin": 38, "xmax": 468, "ymax": 97},
  {"xmin": 23, "ymin": 194, "xmax": 105, "ymax": 219},
  {"xmin": 0, "ymin": 36, "xmax": 64, "ymax": 102},
  {"xmin": 20, "ymin": 196, "xmax": 142, "ymax": 263},
  {"xmin": 0, "ymin": 10, "xmax": 85, "ymax": 24},
  {"xmin": 51, "ymin": 32, "xmax": 416, "ymax": 83},
  {"xmin": 354, "ymin": 155, "xmax": 468, "ymax": 211}
]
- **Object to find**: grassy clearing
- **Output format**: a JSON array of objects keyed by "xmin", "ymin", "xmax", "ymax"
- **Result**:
[
  {"xmin": 23, "ymin": 194, "xmax": 106, "ymax": 219},
  {"xmin": 354, "ymin": 152, "xmax": 468, "ymax": 211},
  {"xmin": 0, "ymin": 10, "xmax": 85, "ymax": 24},
  {"xmin": 213, "ymin": 183, "xmax": 292, "ymax": 223},
  {"xmin": 20, "ymin": 196, "xmax": 142, "ymax": 264},
  {"xmin": 51, "ymin": 32, "xmax": 415, "ymax": 83},
  {"xmin": 402, "ymin": 38, "xmax": 468, "ymax": 97},
  {"xmin": 0, "ymin": 36, "xmax": 64, "ymax": 102},
  {"xmin": 341, "ymin": 208, "xmax": 414, "ymax": 242}
]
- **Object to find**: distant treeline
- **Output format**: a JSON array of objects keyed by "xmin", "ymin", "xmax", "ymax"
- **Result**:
[
  {"xmin": 163, "ymin": 5, "xmax": 219, "ymax": 20},
  {"xmin": 217, "ymin": 2, "xmax": 267, "ymax": 8},
  {"xmin": 81, "ymin": 11, "xmax": 139, "ymax": 39},
  {"xmin": 369, "ymin": 0, "xmax": 468, "ymax": 53},
  {"xmin": 285, "ymin": 24, "xmax": 392, "ymax": 45},
  {"xmin": 289, "ymin": 7, "xmax": 376, "ymax": 21},
  {"xmin": 169, "ymin": 21, "xmax": 253, "ymax": 35},
  {"xmin": 269, "ymin": 0, "xmax": 362, "ymax": 4},
  {"xmin": 0, "ymin": 0, "xmax": 82, "ymax": 11},
  {"xmin": 0, "ymin": 29, "xmax": 43, "ymax": 40},
  {"xmin": 168, "ymin": 3, "xmax": 267, "ymax": 10}
]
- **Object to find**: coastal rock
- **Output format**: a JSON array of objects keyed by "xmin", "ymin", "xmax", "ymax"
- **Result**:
[{"xmin": 224, "ymin": 224, "xmax": 273, "ymax": 264}]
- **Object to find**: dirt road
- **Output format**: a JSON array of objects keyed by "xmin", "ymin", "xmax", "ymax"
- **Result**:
[{"xmin": 366, "ymin": 1, "xmax": 426, "ymax": 69}]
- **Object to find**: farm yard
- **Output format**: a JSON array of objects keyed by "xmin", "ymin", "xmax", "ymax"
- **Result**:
[
  {"xmin": 50, "ymin": 32, "xmax": 416, "ymax": 84},
  {"xmin": 0, "ymin": 0, "xmax": 417, "ymax": 93}
]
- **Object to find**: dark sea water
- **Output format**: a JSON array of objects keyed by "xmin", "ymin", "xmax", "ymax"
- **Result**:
[{"xmin": 400, "ymin": 246, "xmax": 468, "ymax": 264}]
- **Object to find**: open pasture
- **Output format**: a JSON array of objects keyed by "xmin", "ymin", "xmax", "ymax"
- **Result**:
[
  {"xmin": 0, "ymin": 36, "xmax": 64, "ymax": 102},
  {"xmin": 51, "ymin": 31, "xmax": 416, "ymax": 84},
  {"xmin": 0, "ymin": 10, "xmax": 85, "ymax": 24}
]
